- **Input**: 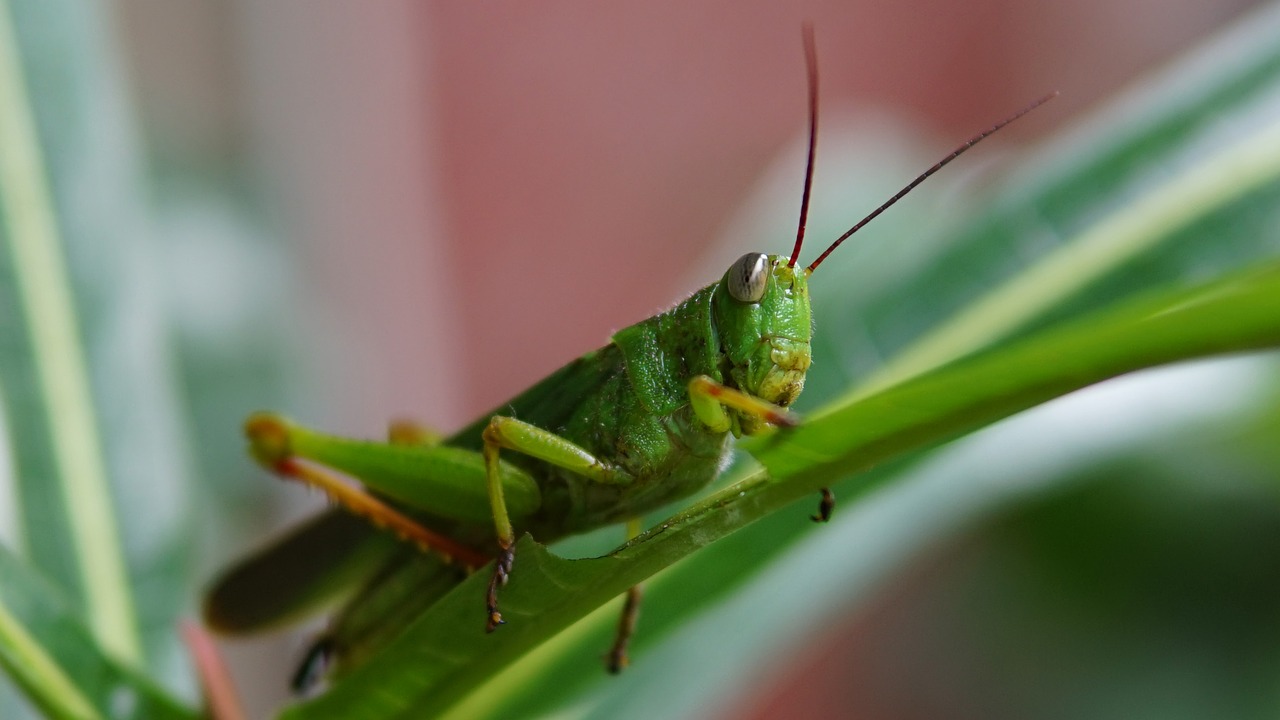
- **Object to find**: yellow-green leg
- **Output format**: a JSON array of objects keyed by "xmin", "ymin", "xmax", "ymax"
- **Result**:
[
  {"xmin": 482, "ymin": 415, "xmax": 631, "ymax": 632},
  {"xmin": 687, "ymin": 375, "xmax": 833, "ymax": 519},
  {"xmin": 687, "ymin": 375, "xmax": 799, "ymax": 433}
]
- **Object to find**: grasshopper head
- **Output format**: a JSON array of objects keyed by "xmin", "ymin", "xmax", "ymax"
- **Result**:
[{"xmin": 712, "ymin": 252, "xmax": 812, "ymax": 434}]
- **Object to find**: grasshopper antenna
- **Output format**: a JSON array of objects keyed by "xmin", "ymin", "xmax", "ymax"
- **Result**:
[
  {"xmin": 788, "ymin": 23, "xmax": 819, "ymax": 268},
  {"xmin": 806, "ymin": 91, "xmax": 1058, "ymax": 272}
]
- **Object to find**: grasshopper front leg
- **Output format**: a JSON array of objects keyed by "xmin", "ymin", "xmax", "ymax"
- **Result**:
[
  {"xmin": 687, "ymin": 375, "xmax": 799, "ymax": 433},
  {"xmin": 481, "ymin": 416, "xmax": 631, "ymax": 631},
  {"xmin": 687, "ymin": 376, "xmax": 834, "ymax": 519}
]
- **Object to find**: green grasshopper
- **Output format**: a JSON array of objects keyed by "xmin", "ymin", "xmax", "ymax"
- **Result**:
[{"xmin": 203, "ymin": 29, "xmax": 1052, "ymax": 689}]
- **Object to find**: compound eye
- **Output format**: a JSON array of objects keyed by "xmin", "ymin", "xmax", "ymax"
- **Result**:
[{"xmin": 727, "ymin": 252, "xmax": 769, "ymax": 303}]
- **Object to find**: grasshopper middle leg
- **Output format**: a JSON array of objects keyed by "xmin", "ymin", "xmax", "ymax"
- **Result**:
[
  {"xmin": 482, "ymin": 415, "xmax": 631, "ymax": 631},
  {"xmin": 605, "ymin": 518, "xmax": 644, "ymax": 673}
]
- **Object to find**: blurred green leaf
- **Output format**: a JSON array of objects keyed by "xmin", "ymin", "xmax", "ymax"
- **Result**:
[
  {"xmin": 0, "ymin": 546, "xmax": 197, "ymax": 720},
  {"xmin": 0, "ymin": 602, "xmax": 100, "ymax": 720},
  {"xmin": 0, "ymin": 0, "xmax": 136, "ymax": 661},
  {"xmin": 965, "ymin": 461, "xmax": 1280, "ymax": 720},
  {"xmin": 0, "ymin": 0, "xmax": 230, "ymax": 713}
]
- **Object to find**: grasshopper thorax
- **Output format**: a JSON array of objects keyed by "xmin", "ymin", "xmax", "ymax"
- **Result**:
[{"xmin": 712, "ymin": 253, "xmax": 813, "ymax": 435}]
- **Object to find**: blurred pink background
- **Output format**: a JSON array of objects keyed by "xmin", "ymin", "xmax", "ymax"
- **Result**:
[
  {"xmin": 117, "ymin": 1, "xmax": 1258, "ymax": 715},
  {"xmin": 125, "ymin": 0, "xmax": 1251, "ymax": 427}
]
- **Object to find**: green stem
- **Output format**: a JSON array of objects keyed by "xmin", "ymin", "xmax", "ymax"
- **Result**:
[{"xmin": 0, "ymin": 0, "xmax": 140, "ymax": 662}]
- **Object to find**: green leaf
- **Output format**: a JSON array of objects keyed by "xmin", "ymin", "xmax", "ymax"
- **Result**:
[
  {"xmin": 0, "ymin": 0, "xmax": 137, "ymax": 661},
  {"xmin": 0, "ymin": 0, "xmax": 217, "ymax": 708},
  {"xmin": 0, "ymin": 546, "xmax": 198, "ymax": 720}
]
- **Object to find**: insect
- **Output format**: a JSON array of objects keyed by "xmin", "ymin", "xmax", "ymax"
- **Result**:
[{"xmin": 202, "ymin": 27, "xmax": 1052, "ymax": 689}]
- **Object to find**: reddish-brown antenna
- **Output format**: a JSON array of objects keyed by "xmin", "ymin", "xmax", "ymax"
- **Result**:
[
  {"xmin": 787, "ymin": 24, "xmax": 819, "ymax": 268},
  {"xmin": 806, "ymin": 91, "xmax": 1058, "ymax": 273}
]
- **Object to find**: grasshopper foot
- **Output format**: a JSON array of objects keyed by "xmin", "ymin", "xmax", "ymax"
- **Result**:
[
  {"xmin": 605, "ymin": 649, "xmax": 628, "ymax": 675},
  {"xmin": 485, "ymin": 543, "xmax": 515, "ymax": 633},
  {"xmin": 810, "ymin": 487, "xmax": 835, "ymax": 523}
]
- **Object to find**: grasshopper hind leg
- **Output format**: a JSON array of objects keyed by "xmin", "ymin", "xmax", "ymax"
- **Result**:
[{"xmin": 243, "ymin": 413, "xmax": 491, "ymax": 568}]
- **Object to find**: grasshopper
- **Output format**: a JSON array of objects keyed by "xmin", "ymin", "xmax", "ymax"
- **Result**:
[{"xmin": 203, "ymin": 28, "xmax": 1052, "ymax": 688}]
